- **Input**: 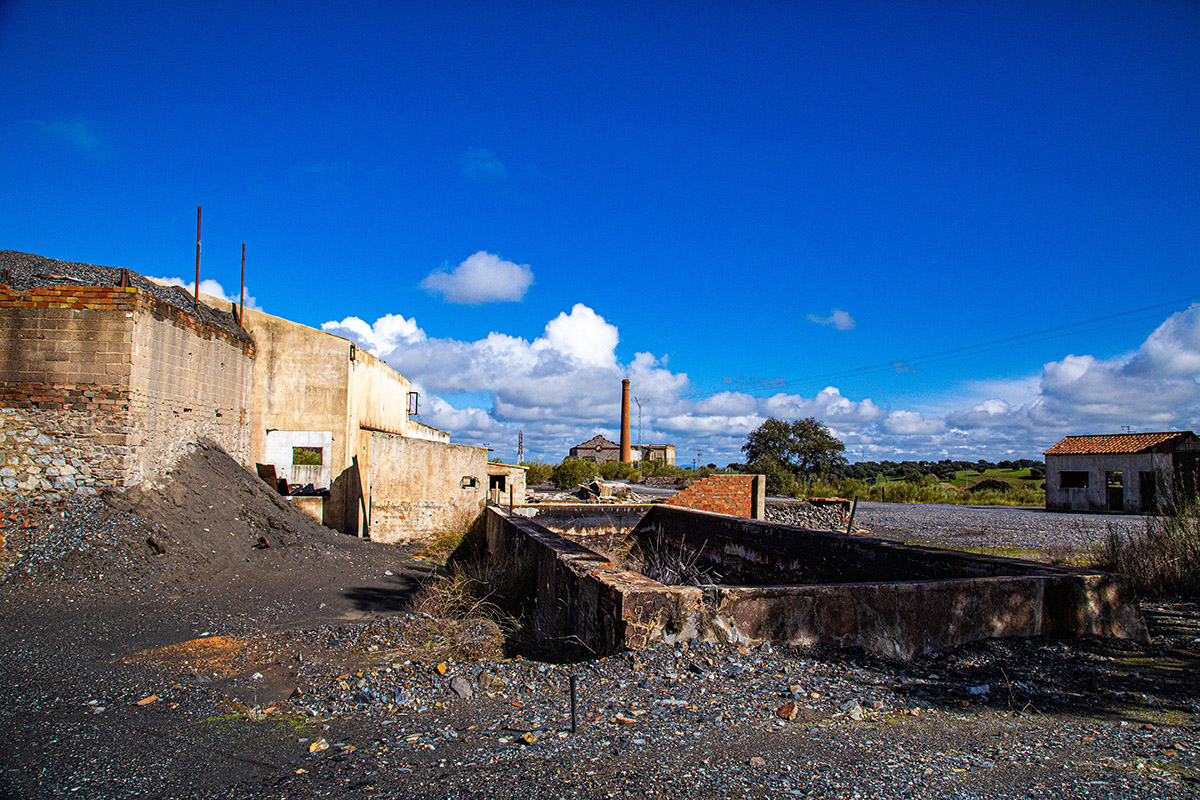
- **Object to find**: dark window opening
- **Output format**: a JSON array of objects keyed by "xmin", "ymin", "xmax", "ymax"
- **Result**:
[
  {"xmin": 489, "ymin": 475, "xmax": 506, "ymax": 492},
  {"xmin": 460, "ymin": 476, "xmax": 478, "ymax": 490},
  {"xmin": 1060, "ymin": 471, "xmax": 1089, "ymax": 489},
  {"xmin": 1107, "ymin": 471, "xmax": 1124, "ymax": 511}
]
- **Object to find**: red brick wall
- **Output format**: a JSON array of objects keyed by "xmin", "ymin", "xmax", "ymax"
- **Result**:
[{"xmin": 664, "ymin": 474, "xmax": 762, "ymax": 518}]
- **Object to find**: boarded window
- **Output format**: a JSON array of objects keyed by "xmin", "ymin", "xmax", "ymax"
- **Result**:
[{"xmin": 1060, "ymin": 471, "xmax": 1089, "ymax": 489}]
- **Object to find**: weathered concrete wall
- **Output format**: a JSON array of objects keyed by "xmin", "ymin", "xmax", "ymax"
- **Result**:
[
  {"xmin": 408, "ymin": 419, "xmax": 450, "ymax": 443},
  {"xmin": 126, "ymin": 306, "xmax": 253, "ymax": 487},
  {"xmin": 635, "ymin": 505, "xmax": 1055, "ymax": 584},
  {"xmin": 367, "ymin": 432, "xmax": 488, "ymax": 543},
  {"xmin": 487, "ymin": 463, "xmax": 527, "ymax": 505},
  {"xmin": 664, "ymin": 474, "xmax": 766, "ymax": 519},
  {"xmin": 347, "ymin": 346, "xmax": 411, "ymax": 437},
  {"xmin": 241, "ymin": 307, "xmax": 355, "ymax": 529},
  {"xmin": 1046, "ymin": 452, "xmax": 1170, "ymax": 513},
  {"xmin": 486, "ymin": 508, "xmax": 702, "ymax": 656},
  {"xmin": 512, "ymin": 503, "xmax": 653, "ymax": 531},
  {"xmin": 488, "ymin": 504, "xmax": 1148, "ymax": 659}
]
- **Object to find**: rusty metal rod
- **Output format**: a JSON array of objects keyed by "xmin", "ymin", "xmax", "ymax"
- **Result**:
[
  {"xmin": 194, "ymin": 205, "xmax": 201, "ymax": 312},
  {"xmin": 239, "ymin": 242, "xmax": 245, "ymax": 326},
  {"xmin": 569, "ymin": 674, "xmax": 577, "ymax": 733}
]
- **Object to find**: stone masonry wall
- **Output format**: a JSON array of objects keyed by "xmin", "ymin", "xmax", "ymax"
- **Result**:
[{"xmin": 664, "ymin": 474, "xmax": 766, "ymax": 519}]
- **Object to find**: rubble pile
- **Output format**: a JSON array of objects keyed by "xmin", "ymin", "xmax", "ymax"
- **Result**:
[{"xmin": 765, "ymin": 501, "xmax": 854, "ymax": 532}]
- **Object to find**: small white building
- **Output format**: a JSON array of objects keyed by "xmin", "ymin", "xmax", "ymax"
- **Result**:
[{"xmin": 1044, "ymin": 431, "xmax": 1200, "ymax": 513}]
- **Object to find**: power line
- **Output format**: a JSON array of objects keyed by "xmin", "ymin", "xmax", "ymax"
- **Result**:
[{"xmin": 687, "ymin": 292, "xmax": 1199, "ymax": 399}]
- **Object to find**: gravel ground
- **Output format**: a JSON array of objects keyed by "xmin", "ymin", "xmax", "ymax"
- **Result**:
[
  {"xmin": 850, "ymin": 501, "xmax": 1152, "ymax": 553},
  {"xmin": 2, "ymin": 466, "xmax": 1198, "ymax": 799}
]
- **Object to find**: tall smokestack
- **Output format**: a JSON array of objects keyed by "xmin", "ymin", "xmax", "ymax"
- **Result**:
[{"xmin": 620, "ymin": 379, "xmax": 632, "ymax": 463}]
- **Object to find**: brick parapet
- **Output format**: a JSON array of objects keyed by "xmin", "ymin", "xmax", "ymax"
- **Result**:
[{"xmin": 664, "ymin": 474, "xmax": 764, "ymax": 519}]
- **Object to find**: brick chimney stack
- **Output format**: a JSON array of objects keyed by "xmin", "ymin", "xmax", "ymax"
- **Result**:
[{"xmin": 620, "ymin": 379, "xmax": 632, "ymax": 463}]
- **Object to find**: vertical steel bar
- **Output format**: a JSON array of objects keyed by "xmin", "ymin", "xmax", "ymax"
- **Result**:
[
  {"xmin": 569, "ymin": 674, "xmax": 577, "ymax": 733},
  {"xmin": 239, "ymin": 242, "xmax": 246, "ymax": 327},
  {"xmin": 194, "ymin": 205, "xmax": 201, "ymax": 313}
]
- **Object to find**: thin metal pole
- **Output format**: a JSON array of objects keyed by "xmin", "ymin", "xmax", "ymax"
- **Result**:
[
  {"xmin": 239, "ymin": 242, "xmax": 246, "ymax": 326},
  {"xmin": 569, "ymin": 674, "xmax": 577, "ymax": 733},
  {"xmin": 508, "ymin": 485, "xmax": 514, "ymax": 514},
  {"xmin": 845, "ymin": 495, "xmax": 859, "ymax": 534},
  {"xmin": 194, "ymin": 205, "xmax": 201, "ymax": 312}
]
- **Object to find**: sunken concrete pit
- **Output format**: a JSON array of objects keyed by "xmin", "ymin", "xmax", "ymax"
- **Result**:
[{"xmin": 485, "ymin": 504, "xmax": 1149, "ymax": 660}]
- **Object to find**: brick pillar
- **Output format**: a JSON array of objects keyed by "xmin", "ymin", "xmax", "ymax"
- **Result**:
[{"xmin": 620, "ymin": 379, "xmax": 631, "ymax": 463}]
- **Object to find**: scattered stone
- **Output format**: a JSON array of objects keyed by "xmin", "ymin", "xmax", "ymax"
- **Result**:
[{"xmin": 450, "ymin": 676, "xmax": 473, "ymax": 700}]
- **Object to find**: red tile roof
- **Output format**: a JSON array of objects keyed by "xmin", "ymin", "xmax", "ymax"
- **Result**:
[{"xmin": 1044, "ymin": 431, "xmax": 1196, "ymax": 456}]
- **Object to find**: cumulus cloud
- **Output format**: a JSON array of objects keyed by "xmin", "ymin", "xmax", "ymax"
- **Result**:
[
  {"xmin": 806, "ymin": 309, "xmax": 856, "ymax": 330},
  {"xmin": 154, "ymin": 276, "xmax": 262, "ymax": 311},
  {"xmin": 420, "ymin": 251, "xmax": 534, "ymax": 305},
  {"xmin": 317, "ymin": 301, "xmax": 1200, "ymax": 464}
]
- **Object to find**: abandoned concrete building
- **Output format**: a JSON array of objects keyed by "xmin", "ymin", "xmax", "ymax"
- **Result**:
[
  {"xmin": 0, "ymin": 252, "xmax": 497, "ymax": 543},
  {"xmin": 1044, "ymin": 431, "xmax": 1200, "ymax": 513}
]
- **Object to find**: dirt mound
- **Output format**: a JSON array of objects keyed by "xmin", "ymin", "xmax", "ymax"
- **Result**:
[{"xmin": 1, "ymin": 441, "xmax": 403, "ymax": 607}]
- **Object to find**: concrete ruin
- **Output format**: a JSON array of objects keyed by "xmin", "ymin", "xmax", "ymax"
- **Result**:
[
  {"xmin": 0, "ymin": 253, "xmax": 488, "ymax": 543},
  {"xmin": 486, "ymin": 503, "xmax": 1149, "ymax": 660},
  {"xmin": 1045, "ymin": 431, "xmax": 1200, "ymax": 514}
]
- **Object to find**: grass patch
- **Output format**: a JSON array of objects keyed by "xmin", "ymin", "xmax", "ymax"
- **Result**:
[{"xmin": 409, "ymin": 512, "xmax": 534, "ymax": 638}]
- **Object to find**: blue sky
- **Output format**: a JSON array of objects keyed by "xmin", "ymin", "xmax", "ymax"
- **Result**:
[{"xmin": 3, "ymin": 1, "xmax": 1198, "ymax": 465}]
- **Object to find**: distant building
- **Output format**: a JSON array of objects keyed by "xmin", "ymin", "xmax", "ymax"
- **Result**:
[
  {"xmin": 1044, "ymin": 431, "xmax": 1200, "ymax": 513},
  {"xmin": 568, "ymin": 435, "xmax": 676, "ymax": 466}
]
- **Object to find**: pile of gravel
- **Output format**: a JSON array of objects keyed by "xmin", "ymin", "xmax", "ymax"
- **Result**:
[
  {"xmin": 765, "ymin": 501, "xmax": 849, "ymax": 531},
  {"xmin": 0, "ymin": 250, "xmax": 249, "ymax": 338}
]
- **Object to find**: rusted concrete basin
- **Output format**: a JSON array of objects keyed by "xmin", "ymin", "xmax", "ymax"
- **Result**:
[{"xmin": 485, "ymin": 504, "xmax": 1149, "ymax": 660}]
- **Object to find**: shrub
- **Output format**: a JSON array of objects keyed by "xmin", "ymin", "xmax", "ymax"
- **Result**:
[
  {"xmin": 598, "ymin": 461, "xmax": 639, "ymax": 481},
  {"xmin": 551, "ymin": 458, "xmax": 599, "ymax": 489},
  {"xmin": 522, "ymin": 461, "xmax": 553, "ymax": 486},
  {"xmin": 640, "ymin": 460, "xmax": 686, "ymax": 479}
]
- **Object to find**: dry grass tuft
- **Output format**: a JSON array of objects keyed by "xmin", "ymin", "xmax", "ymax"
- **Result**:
[{"xmin": 1093, "ymin": 500, "xmax": 1200, "ymax": 597}]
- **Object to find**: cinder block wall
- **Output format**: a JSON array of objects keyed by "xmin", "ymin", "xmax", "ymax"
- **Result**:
[
  {"xmin": 663, "ymin": 473, "xmax": 765, "ymax": 519},
  {"xmin": 0, "ymin": 283, "xmax": 253, "ymax": 498}
]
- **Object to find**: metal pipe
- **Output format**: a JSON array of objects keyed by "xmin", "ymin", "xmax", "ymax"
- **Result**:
[
  {"xmin": 239, "ymin": 242, "xmax": 245, "ymax": 327},
  {"xmin": 569, "ymin": 674, "xmax": 577, "ymax": 733},
  {"xmin": 194, "ymin": 205, "xmax": 201, "ymax": 313}
]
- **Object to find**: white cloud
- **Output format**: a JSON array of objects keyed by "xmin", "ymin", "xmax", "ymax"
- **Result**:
[
  {"xmin": 882, "ymin": 410, "xmax": 945, "ymax": 435},
  {"xmin": 806, "ymin": 309, "xmax": 856, "ymax": 330},
  {"xmin": 420, "ymin": 251, "xmax": 534, "ymax": 305},
  {"xmin": 154, "ymin": 276, "xmax": 262, "ymax": 312},
  {"xmin": 318, "ymin": 301, "xmax": 1200, "ymax": 464},
  {"xmin": 536, "ymin": 303, "xmax": 618, "ymax": 367},
  {"xmin": 321, "ymin": 313, "xmax": 425, "ymax": 353}
]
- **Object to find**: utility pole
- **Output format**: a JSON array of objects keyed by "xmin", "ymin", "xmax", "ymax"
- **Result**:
[{"xmin": 633, "ymin": 396, "xmax": 643, "ymax": 454}]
